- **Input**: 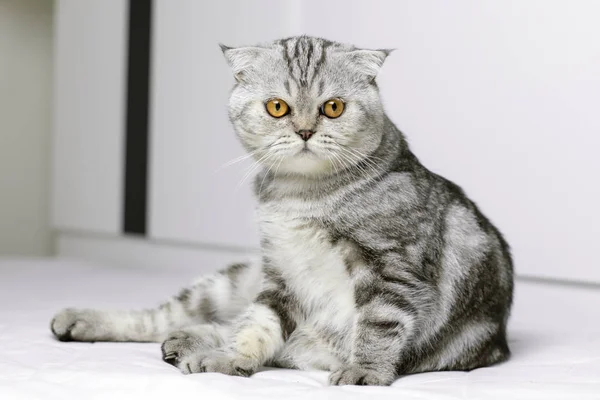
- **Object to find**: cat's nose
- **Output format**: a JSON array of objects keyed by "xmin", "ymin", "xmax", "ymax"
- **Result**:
[{"xmin": 296, "ymin": 130, "xmax": 315, "ymax": 141}]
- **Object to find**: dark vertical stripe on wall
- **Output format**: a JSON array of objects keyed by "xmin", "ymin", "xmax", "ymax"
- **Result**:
[{"xmin": 123, "ymin": 0, "xmax": 152, "ymax": 235}]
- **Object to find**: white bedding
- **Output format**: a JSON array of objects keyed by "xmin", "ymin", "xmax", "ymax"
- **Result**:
[{"xmin": 1, "ymin": 258, "xmax": 599, "ymax": 400}]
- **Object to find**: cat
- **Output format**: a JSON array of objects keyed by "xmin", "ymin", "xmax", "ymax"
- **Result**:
[{"xmin": 50, "ymin": 36, "xmax": 513, "ymax": 386}]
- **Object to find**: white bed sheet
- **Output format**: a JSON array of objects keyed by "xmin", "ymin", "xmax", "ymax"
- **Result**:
[{"xmin": 1, "ymin": 258, "xmax": 599, "ymax": 400}]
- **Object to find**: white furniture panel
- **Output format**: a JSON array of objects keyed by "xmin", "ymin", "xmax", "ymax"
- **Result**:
[
  {"xmin": 52, "ymin": 0, "xmax": 127, "ymax": 234},
  {"xmin": 149, "ymin": 0, "xmax": 301, "ymax": 247},
  {"xmin": 0, "ymin": 0, "xmax": 53, "ymax": 256},
  {"xmin": 301, "ymin": 0, "xmax": 600, "ymax": 283}
]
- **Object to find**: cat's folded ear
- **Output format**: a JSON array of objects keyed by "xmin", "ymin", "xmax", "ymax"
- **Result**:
[
  {"xmin": 346, "ymin": 49, "xmax": 393, "ymax": 81},
  {"xmin": 219, "ymin": 44, "xmax": 267, "ymax": 82}
]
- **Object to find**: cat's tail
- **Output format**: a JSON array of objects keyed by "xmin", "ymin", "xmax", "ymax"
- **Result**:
[{"xmin": 50, "ymin": 261, "xmax": 262, "ymax": 342}]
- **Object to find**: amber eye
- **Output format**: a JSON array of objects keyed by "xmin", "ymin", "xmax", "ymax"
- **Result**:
[
  {"xmin": 320, "ymin": 98, "xmax": 345, "ymax": 118},
  {"xmin": 265, "ymin": 99, "xmax": 290, "ymax": 118}
]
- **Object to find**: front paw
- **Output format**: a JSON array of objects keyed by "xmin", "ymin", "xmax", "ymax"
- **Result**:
[
  {"xmin": 50, "ymin": 308, "xmax": 103, "ymax": 342},
  {"xmin": 329, "ymin": 365, "xmax": 395, "ymax": 386},
  {"xmin": 161, "ymin": 330, "xmax": 204, "ymax": 367},
  {"xmin": 193, "ymin": 350, "xmax": 256, "ymax": 377}
]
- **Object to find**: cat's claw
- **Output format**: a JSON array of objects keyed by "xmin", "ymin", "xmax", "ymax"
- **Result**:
[{"xmin": 161, "ymin": 351, "xmax": 178, "ymax": 365}]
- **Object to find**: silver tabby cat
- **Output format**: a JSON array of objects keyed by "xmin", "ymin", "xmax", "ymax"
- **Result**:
[{"xmin": 51, "ymin": 36, "xmax": 513, "ymax": 386}]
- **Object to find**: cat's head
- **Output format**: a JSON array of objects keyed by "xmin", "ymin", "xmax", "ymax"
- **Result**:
[{"xmin": 221, "ymin": 36, "xmax": 390, "ymax": 177}]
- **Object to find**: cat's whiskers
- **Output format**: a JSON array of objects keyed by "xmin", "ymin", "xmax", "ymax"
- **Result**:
[
  {"xmin": 240, "ymin": 139, "xmax": 295, "ymax": 190},
  {"xmin": 326, "ymin": 151, "xmax": 344, "ymax": 177},
  {"xmin": 258, "ymin": 153, "xmax": 282, "ymax": 198},
  {"xmin": 338, "ymin": 146, "xmax": 385, "ymax": 178},
  {"xmin": 272, "ymin": 154, "xmax": 285, "ymax": 178},
  {"xmin": 334, "ymin": 147, "xmax": 367, "ymax": 173},
  {"xmin": 336, "ymin": 141, "xmax": 388, "ymax": 170},
  {"xmin": 213, "ymin": 151, "xmax": 259, "ymax": 174},
  {"xmin": 335, "ymin": 147, "xmax": 384, "ymax": 188},
  {"xmin": 236, "ymin": 152, "xmax": 273, "ymax": 190},
  {"xmin": 323, "ymin": 145, "xmax": 358, "ymax": 177}
]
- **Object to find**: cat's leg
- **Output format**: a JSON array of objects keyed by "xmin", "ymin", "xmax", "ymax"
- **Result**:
[
  {"xmin": 416, "ymin": 323, "xmax": 510, "ymax": 373},
  {"xmin": 329, "ymin": 268, "xmax": 425, "ymax": 386},
  {"xmin": 50, "ymin": 261, "xmax": 261, "ymax": 343},
  {"xmin": 161, "ymin": 323, "xmax": 232, "ymax": 372},
  {"xmin": 270, "ymin": 327, "xmax": 344, "ymax": 371},
  {"xmin": 182, "ymin": 266, "xmax": 297, "ymax": 376}
]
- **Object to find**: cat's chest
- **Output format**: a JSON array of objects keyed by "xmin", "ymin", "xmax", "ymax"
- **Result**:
[{"xmin": 259, "ymin": 208, "xmax": 357, "ymax": 326}]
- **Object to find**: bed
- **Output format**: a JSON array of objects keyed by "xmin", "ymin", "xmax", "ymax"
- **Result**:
[{"xmin": 1, "ymin": 258, "xmax": 599, "ymax": 400}]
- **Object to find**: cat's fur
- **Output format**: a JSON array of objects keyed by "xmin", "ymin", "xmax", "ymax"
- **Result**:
[{"xmin": 50, "ymin": 36, "xmax": 513, "ymax": 386}]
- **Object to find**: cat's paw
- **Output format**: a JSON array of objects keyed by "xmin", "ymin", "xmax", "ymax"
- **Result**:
[
  {"xmin": 181, "ymin": 349, "xmax": 256, "ymax": 377},
  {"xmin": 50, "ymin": 308, "xmax": 103, "ymax": 342},
  {"xmin": 161, "ymin": 330, "xmax": 209, "ymax": 367},
  {"xmin": 329, "ymin": 365, "xmax": 395, "ymax": 386}
]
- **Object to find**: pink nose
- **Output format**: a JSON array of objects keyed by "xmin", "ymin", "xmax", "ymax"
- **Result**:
[{"xmin": 297, "ymin": 130, "xmax": 315, "ymax": 141}]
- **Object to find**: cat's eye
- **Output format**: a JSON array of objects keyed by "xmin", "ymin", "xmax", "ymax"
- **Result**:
[
  {"xmin": 320, "ymin": 99, "xmax": 345, "ymax": 119},
  {"xmin": 265, "ymin": 99, "xmax": 290, "ymax": 118}
]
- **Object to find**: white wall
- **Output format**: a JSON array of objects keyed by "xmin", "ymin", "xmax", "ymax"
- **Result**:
[
  {"xmin": 53, "ymin": 1, "xmax": 600, "ymax": 284},
  {"xmin": 0, "ymin": 0, "xmax": 54, "ymax": 256}
]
